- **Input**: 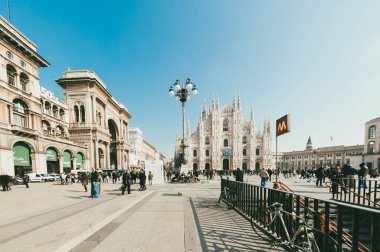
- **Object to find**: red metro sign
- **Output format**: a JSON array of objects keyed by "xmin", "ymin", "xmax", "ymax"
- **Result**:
[{"xmin": 276, "ymin": 114, "xmax": 290, "ymax": 136}]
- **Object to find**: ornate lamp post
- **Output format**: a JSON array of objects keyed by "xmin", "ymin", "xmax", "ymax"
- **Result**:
[{"xmin": 169, "ymin": 78, "xmax": 198, "ymax": 170}]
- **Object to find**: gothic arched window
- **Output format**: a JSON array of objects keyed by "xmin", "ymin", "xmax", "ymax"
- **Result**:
[
  {"xmin": 223, "ymin": 118, "xmax": 229, "ymax": 131},
  {"xmin": 242, "ymin": 136, "xmax": 247, "ymax": 144},
  {"xmin": 74, "ymin": 105, "xmax": 79, "ymax": 123},
  {"xmin": 368, "ymin": 125, "xmax": 376, "ymax": 139},
  {"xmin": 205, "ymin": 150, "xmax": 210, "ymax": 156},
  {"xmin": 256, "ymin": 148, "xmax": 260, "ymax": 156},
  {"xmin": 193, "ymin": 150, "xmax": 197, "ymax": 157},
  {"xmin": 80, "ymin": 105, "xmax": 86, "ymax": 123},
  {"xmin": 224, "ymin": 139, "xmax": 228, "ymax": 147},
  {"xmin": 243, "ymin": 148, "xmax": 247, "ymax": 156}
]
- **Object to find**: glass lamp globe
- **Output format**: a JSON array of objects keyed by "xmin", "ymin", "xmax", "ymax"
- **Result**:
[
  {"xmin": 192, "ymin": 87, "xmax": 198, "ymax": 95},
  {"xmin": 174, "ymin": 80, "xmax": 181, "ymax": 90},
  {"xmin": 169, "ymin": 88, "xmax": 174, "ymax": 96}
]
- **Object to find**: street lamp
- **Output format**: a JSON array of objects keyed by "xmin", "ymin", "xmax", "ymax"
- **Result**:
[{"xmin": 169, "ymin": 78, "xmax": 198, "ymax": 170}]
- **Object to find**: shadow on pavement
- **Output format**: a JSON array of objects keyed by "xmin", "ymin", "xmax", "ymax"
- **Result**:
[{"xmin": 190, "ymin": 197, "xmax": 289, "ymax": 252}]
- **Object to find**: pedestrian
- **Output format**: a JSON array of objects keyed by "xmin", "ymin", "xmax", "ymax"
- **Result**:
[
  {"xmin": 65, "ymin": 173, "xmax": 70, "ymax": 185},
  {"xmin": 0, "ymin": 171, "xmax": 8, "ymax": 191},
  {"xmin": 369, "ymin": 167, "xmax": 379, "ymax": 178},
  {"xmin": 267, "ymin": 169, "xmax": 273, "ymax": 181},
  {"xmin": 81, "ymin": 172, "xmax": 89, "ymax": 192},
  {"xmin": 148, "ymin": 171, "xmax": 153, "ymax": 185},
  {"xmin": 358, "ymin": 163, "xmax": 368, "ymax": 189},
  {"xmin": 139, "ymin": 170, "xmax": 146, "ymax": 190},
  {"xmin": 315, "ymin": 166, "xmax": 325, "ymax": 186},
  {"xmin": 121, "ymin": 170, "xmax": 131, "ymax": 195},
  {"xmin": 90, "ymin": 169, "xmax": 100, "ymax": 198},
  {"xmin": 23, "ymin": 173, "xmax": 30, "ymax": 188},
  {"xmin": 342, "ymin": 164, "xmax": 357, "ymax": 189},
  {"xmin": 259, "ymin": 168, "xmax": 269, "ymax": 187},
  {"xmin": 112, "ymin": 171, "xmax": 117, "ymax": 184},
  {"xmin": 235, "ymin": 168, "xmax": 244, "ymax": 182}
]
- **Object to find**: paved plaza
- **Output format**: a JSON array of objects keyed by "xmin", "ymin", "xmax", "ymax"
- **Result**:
[{"xmin": 0, "ymin": 177, "xmax": 289, "ymax": 252}]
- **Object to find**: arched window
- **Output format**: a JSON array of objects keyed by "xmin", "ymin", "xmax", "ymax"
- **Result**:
[
  {"xmin": 223, "ymin": 118, "xmax": 229, "ymax": 131},
  {"xmin": 52, "ymin": 105, "xmax": 58, "ymax": 118},
  {"xmin": 6, "ymin": 64, "xmax": 17, "ymax": 86},
  {"xmin": 44, "ymin": 102, "xmax": 51, "ymax": 115},
  {"xmin": 193, "ymin": 150, "xmax": 197, "ymax": 157},
  {"xmin": 368, "ymin": 141, "xmax": 375, "ymax": 154},
  {"xmin": 13, "ymin": 99, "xmax": 27, "ymax": 127},
  {"xmin": 74, "ymin": 105, "xmax": 79, "ymax": 123},
  {"xmin": 205, "ymin": 150, "xmax": 210, "ymax": 156},
  {"xmin": 59, "ymin": 109, "xmax": 65, "ymax": 120},
  {"xmin": 56, "ymin": 125, "xmax": 64, "ymax": 136},
  {"xmin": 242, "ymin": 136, "xmax": 247, "ymax": 144},
  {"xmin": 256, "ymin": 148, "xmax": 260, "ymax": 155},
  {"xmin": 19, "ymin": 73, "xmax": 29, "ymax": 92},
  {"xmin": 224, "ymin": 139, "xmax": 228, "ymax": 147},
  {"xmin": 205, "ymin": 136, "xmax": 210, "ymax": 145},
  {"xmin": 42, "ymin": 120, "xmax": 50, "ymax": 134},
  {"xmin": 243, "ymin": 148, "xmax": 247, "ymax": 156},
  {"xmin": 368, "ymin": 125, "xmax": 376, "ymax": 139},
  {"xmin": 80, "ymin": 105, "xmax": 86, "ymax": 123}
]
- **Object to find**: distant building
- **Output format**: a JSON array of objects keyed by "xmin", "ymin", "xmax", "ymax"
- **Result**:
[
  {"xmin": 363, "ymin": 117, "xmax": 380, "ymax": 170},
  {"xmin": 174, "ymin": 97, "xmax": 272, "ymax": 171},
  {"xmin": 279, "ymin": 137, "xmax": 363, "ymax": 171}
]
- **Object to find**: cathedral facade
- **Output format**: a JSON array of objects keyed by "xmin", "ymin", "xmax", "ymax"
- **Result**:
[{"xmin": 175, "ymin": 97, "xmax": 272, "ymax": 171}]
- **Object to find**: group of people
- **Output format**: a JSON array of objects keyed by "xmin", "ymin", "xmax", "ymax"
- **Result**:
[
  {"xmin": 233, "ymin": 167, "xmax": 272, "ymax": 187},
  {"xmin": 0, "ymin": 171, "xmax": 29, "ymax": 191}
]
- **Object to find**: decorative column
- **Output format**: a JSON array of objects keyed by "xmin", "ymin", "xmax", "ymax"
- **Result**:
[
  {"xmin": 106, "ymin": 142, "xmax": 111, "ymax": 168},
  {"xmin": 91, "ymin": 96, "xmax": 96, "ymax": 123},
  {"xmin": 94, "ymin": 139, "xmax": 99, "ymax": 169}
]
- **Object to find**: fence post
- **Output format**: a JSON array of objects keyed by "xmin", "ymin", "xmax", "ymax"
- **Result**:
[{"xmin": 352, "ymin": 209, "xmax": 359, "ymax": 252}]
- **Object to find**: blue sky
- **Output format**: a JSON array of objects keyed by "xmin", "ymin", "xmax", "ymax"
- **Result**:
[{"xmin": 2, "ymin": 1, "xmax": 380, "ymax": 157}]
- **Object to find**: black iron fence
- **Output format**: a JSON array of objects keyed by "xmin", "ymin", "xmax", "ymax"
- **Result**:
[
  {"xmin": 330, "ymin": 178, "xmax": 380, "ymax": 208},
  {"xmin": 221, "ymin": 178, "xmax": 380, "ymax": 252}
]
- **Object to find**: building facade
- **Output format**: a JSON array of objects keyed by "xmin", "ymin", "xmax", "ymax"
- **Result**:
[
  {"xmin": 279, "ymin": 137, "xmax": 363, "ymax": 171},
  {"xmin": 363, "ymin": 117, "xmax": 380, "ymax": 170},
  {"xmin": 175, "ymin": 97, "xmax": 272, "ymax": 171},
  {"xmin": 0, "ymin": 17, "xmax": 89, "ymax": 176},
  {"xmin": 0, "ymin": 16, "xmax": 133, "ymax": 176}
]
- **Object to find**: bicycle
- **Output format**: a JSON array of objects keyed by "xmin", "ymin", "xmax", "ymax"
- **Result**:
[
  {"xmin": 266, "ymin": 202, "xmax": 322, "ymax": 252},
  {"xmin": 218, "ymin": 186, "xmax": 237, "ymax": 210}
]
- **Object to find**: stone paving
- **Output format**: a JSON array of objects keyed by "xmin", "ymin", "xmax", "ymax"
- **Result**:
[{"xmin": 0, "ymin": 177, "xmax": 288, "ymax": 252}]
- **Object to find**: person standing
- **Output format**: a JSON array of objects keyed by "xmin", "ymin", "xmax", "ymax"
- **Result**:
[
  {"xmin": 358, "ymin": 163, "xmax": 368, "ymax": 189},
  {"xmin": 139, "ymin": 170, "xmax": 146, "ymax": 190},
  {"xmin": 23, "ymin": 173, "xmax": 29, "ymax": 188},
  {"xmin": 81, "ymin": 172, "xmax": 89, "ymax": 192},
  {"xmin": 148, "ymin": 171, "xmax": 153, "ymax": 186},
  {"xmin": 259, "ymin": 168, "xmax": 269, "ymax": 187},
  {"xmin": 315, "ymin": 166, "xmax": 324, "ymax": 186},
  {"xmin": 342, "ymin": 164, "xmax": 357, "ymax": 188},
  {"xmin": 267, "ymin": 169, "xmax": 273, "ymax": 182},
  {"xmin": 90, "ymin": 169, "xmax": 99, "ymax": 198},
  {"xmin": 121, "ymin": 170, "xmax": 131, "ymax": 195},
  {"xmin": 235, "ymin": 168, "xmax": 244, "ymax": 182}
]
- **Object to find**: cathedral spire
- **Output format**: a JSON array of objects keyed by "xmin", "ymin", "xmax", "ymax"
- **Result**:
[
  {"xmin": 306, "ymin": 136, "xmax": 313, "ymax": 151},
  {"xmin": 232, "ymin": 96, "xmax": 236, "ymax": 110},
  {"xmin": 237, "ymin": 95, "xmax": 241, "ymax": 110}
]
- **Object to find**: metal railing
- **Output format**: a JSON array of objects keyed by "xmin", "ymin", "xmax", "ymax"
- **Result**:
[
  {"xmin": 330, "ymin": 178, "xmax": 380, "ymax": 208},
  {"xmin": 221, "ymin": 178, "xmax": 380, "ymax": 252}
]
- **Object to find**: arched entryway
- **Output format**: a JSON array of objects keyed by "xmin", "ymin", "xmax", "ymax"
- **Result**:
[
  {"xmin": 62, "ymin": 150, "xmax": 73, "ymax": 173},
  {"xmin": 108, "ymin": 119, "xmax": 118, "ymax": 169},
  {"xmin": 255, "ymin": 162, "xmax": 260, "ymax": 172},
  {"xmin": 205, "ymin": 163, "xmax": 210, "ymax": 170},
  {"xmin": 76, "ymin": 152, "xmax": 84, "ymax": 169},
  {"xmin": 46, "ymin": 147, "xmax": 60, "ymax": 174},
  {"xmin": 223, "ymin": 159, "xmax": 229, "ymax": 171},
  {"xmin": 193, "ymin": 163, "xmax": 198, "ymax": 171},
  {"xmin": 13, "ymin": 141, "xmax": 32, "ymax": 177},
  {"xmin": 98, "ymin": 148, "xmax": 104, "ymax": 169}
]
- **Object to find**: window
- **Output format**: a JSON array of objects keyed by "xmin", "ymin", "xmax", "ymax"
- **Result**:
[
  {"xmin": 205, "ymin": 150, "xmax": 209, "ymax": 156},
  {"xmin": 80, "ymin": 105, "xmax": 86, "ymax": 123},
  {"xmin": 205, "ymin": 136, "xmax": 210, "ymax": 145},
  {"xmin": 6, "ymin": 64, "xmax": 16, "ymax": 86},
  {"xmin": 305, "ymin": 161, "xmax": 308, "ymax": 165},
  {"xmin": 223, "ymin": 118, "xmax": 229, "ymax": 131},
  {"xmin": 59, "ymin": 109, "xmax": 65, "ymax": 120},
  {"xmin": 19, "ymin": 73, "xmax": 29, "ymax": 92},
  {"xmin": 13, "ymin": 100, "xmax": 27, "ymax": 127},
  {"xmin": 327, "ymin": 154, "xmax": 332, "ymax": 157},
  {"xmin": 44, "ymin": 102, "xmax": 51, "ymax": 115},
  {"xmin": 368, "ymin": 141, "xmax": 375, "ymax": 154},
  {"xmin": 224, "ymin": 139, "xmax": 228, "ymax": 147},
  {"xmin": 6, "ymin": 51, "xmax": 13, "ymax": 60},
  {"xmin": 256, "ymin": 148, "xmax": 260, "ymax": 155},
  {"xmin": 298, "ymin": 161, "xmax": 301, "ymax": 165},
  {"xmin": 74, "ymin": 105, "xmax": 79, "ymax": 123},
  {"xmin": 42, "ymin": 120, "xmax": 50, "ymax": 134},
  {"xmin": 369, "ymin": 125, "xmax": 376, "ymax": 139},
  {"xmin": 193, "ymin": 150, "xmax": 197, "ymax": 157},
  {"xmin": 242, "ymin": 136, "xmax": 247, "ymax": 144},
  {"xmin": 56, "ymin": 126, "xmax": 64, "ymax": 136},
  {"xmin": 97, "ymin": 112, "xmax": 102, "ymax": 125},
  {"xmin": 298, "ymin": 156, "xmax": 301, "ymax": 159},
  {"xmin": 243, "ymin": 148, "xmax": 247, "ymax": 156}
]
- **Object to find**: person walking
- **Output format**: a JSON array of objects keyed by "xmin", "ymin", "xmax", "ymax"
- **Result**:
[
  {"xmin": 315, "ymin": 166, "xmax": 325, "ymax": 186},
  {"xmin": 139, "ymin": 170, "xmax": 146, "ymax": 190},
  {"xmin": 259, "ymin": 168, "xmax": 269, "ymax": 187},
  {"xmin": 267, "ymin": 169, "xmax": 273, "ymax": 182},
  {"xmin": 148, "ymin": 171, "xmax": 153, "ymax": 186},
  {"xmin": 235, "ymin": 168, "xmax": 244, "ymax": 182},
  {"xmin": 90, "ymin": 169, "xmax": 100, "ymax": 198},
  {"xmin": 23, "ymin": 173, "xmax": 30, "ymax": 188},
  {"xmin": 0, "ymin": 171, "xmax": 8, "ymax": 191},
  {"xmin": 121, "ymin": 170, "xmax": 131, "ymax": 195},
  {"xmin": 81, "ymin": 172, "xmax": 89, "ymax": 192},
  {"xmin": 358, "ymin": 163, "xmax": 368, "ymax": 189}
]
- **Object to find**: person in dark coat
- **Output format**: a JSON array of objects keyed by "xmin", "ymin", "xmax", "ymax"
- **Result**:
[
  {"xmin": 90, "ymin": 169, "xmax": 100, "ymax": 198},
  {"xmin": 139, "ymin": 170, "xmax": 146, "ymax": 190},
  {"xmin": 235, "ymin": 168, "xmax": 244, "ymax": 182},
  {"xmin": 121, "ymin": 171, "xmax": 131, "ymax": 195},
  {"xmin": 315, "ymin": 166, "xmax": 325, "ymax": 186},
  {"xmin": 342, "ymin": 164, "xmax": 357, "ymax": 188},
  {"xmin": 22, "ymin": 174, "xmax": 29, "ymax": 188}
]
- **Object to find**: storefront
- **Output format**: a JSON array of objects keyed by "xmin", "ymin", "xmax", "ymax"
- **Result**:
[
  {"xmin": 13, "ymin": 141, "xmax": 32, "ymax": 177},
  {"xmin": 62, "ymin": 150, "xmax": 73, "ymax": 173},
  {"xmin": 46, "ymin": 147, "xmax": 60, "ymax": 174}
]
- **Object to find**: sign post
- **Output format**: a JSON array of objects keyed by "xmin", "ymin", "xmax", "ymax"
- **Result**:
[{"xmin": 275, "ymin": 114, "xmax": 291, "ymax": 182}]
